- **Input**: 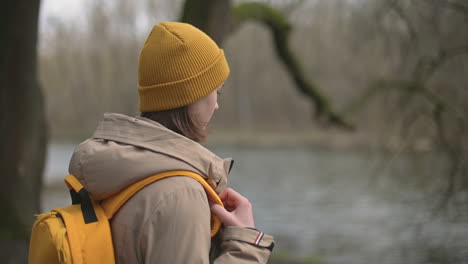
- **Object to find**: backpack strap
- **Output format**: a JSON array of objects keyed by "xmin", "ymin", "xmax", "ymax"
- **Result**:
[
  {"xmin": 64, "ymin": 175, "xmax": 98, "ymax": 224},
  {"xmin": 101, "ymin": 170, "xmax": 224, "ymax": 237}
]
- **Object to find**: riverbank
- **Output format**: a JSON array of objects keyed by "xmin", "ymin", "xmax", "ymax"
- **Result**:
[{"xmin": 50, "ymin": 126, "xmax": 434, "ymax": 154}]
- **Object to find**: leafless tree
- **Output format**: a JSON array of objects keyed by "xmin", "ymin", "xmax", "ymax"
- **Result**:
[{"xmin": 0, "ymin": 0, "xmax": 46, "ymax": 262}]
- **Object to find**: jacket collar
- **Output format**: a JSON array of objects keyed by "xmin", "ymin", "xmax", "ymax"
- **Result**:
[{"xmin": 92, "ymin": 113, "xmax": 232, "ymax": 193}]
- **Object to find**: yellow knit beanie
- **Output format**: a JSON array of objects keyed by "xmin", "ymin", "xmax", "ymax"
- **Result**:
[{"xmin": 138, "ymin": 22, "xmax": 230, "ymax": 112}]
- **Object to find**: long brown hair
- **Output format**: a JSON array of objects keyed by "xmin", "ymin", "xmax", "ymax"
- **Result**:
[{"xmin": 141, "ymin": 106, "xmax": 207, "ymax": 142}]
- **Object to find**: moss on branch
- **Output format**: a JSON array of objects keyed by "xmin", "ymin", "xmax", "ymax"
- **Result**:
[{"xmin": 233, "ymin": 2, "xmax": 353, "ymax": 129}]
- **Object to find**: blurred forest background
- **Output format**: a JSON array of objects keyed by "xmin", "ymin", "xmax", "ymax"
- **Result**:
[
  {"xmin": 1, "ymin": 0, "xmax": 467, "ymax": 263},
  {"xmin": 40, "ymin": 0, "xmax": 468, "ymax": 144},
  {"xmin": 39, "ymin": 0, "xmax": 468, "ymax": 262}
]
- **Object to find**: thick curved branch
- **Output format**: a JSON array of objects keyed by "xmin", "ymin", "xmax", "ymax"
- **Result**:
[
  {"xmin": 233, "ymin": 2, "xmax": 353, "ymax": 129},
  {"xmin": 180, "ymin": 1, "xmax": 352, "ymax": 129}
]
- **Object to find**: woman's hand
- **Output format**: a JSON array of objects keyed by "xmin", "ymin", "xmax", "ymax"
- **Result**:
[{"xmin": 210, "ymin": 188, "xmax": 255, "ymax": 228}]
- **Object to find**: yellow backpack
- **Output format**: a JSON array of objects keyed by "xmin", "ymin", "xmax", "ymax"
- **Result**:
[{"xmin": 28, "ymin": 170, "xmax": 223, "ymax": 264}]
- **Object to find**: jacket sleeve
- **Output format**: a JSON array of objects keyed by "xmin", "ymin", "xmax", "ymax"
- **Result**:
[
  {"xmin": 213, "ymin": 226, "xmax": 274, "ymax": 264},
  {"xmin": 140, "ymin": 178, "xmax": 273, "ymax": 263}
]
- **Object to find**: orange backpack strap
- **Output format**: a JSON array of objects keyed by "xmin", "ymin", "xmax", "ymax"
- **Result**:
[
  {"xmin": 64, "ymin": 174, "xmax": 84, "ymax": 193},
  {"xmin": 101, "ymin": 170, "xmax": 224, "ymax": 237},
  {"xmin": 64, "ymin": 175, "xmax": 98, "ymax": 224}
]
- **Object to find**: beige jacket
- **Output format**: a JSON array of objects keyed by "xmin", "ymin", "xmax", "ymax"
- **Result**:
[{"xmin": 69, "ymin": 113, "xmax": 274, "ymax": 263}]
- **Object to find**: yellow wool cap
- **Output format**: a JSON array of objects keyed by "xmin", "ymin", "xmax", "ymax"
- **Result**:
[{"xmin": 138, "ymin": 22, "xmax": 230, "ymax": 112}]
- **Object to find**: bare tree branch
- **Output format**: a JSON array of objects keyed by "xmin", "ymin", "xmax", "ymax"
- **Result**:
[
  {"xmin": 425, "ymin": 0, "xmax": 468, "ymax": 14},
  {"xmin": 432, "ymin": 103, "xmax": 462, "ymax": 215},
  {"xmin": 415, "ymin": 45, "xmax": 468, "ymax": 81},
  {"xmin": 180, "ymin": 0, "xmax": 352, "ymax": 129},
  {"xmin": 343, "ymin": 79, "xmax": 468, "ymax": 126},
  {"xmin": 387, "ymin": 0, "xmax": 418, "ymax": 42},
  {"xmin": 233, "ymin": 2, "xmax": 353, "ymax": 129}
]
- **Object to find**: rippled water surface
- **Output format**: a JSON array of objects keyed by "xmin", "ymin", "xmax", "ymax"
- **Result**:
[{"xmin": 42, "ymin": 143, "xmax": 468, "ymax": 263}]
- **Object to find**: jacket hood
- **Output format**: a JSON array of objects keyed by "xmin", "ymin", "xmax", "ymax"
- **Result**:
[{"xmin": 69, "ymin": 113, "xmax": 233, "ymax": 200}]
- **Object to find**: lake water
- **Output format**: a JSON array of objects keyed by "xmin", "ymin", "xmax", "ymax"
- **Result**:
[{"xmin": 42, "ymin": 143, "xmax": 468, "ymax": 264}]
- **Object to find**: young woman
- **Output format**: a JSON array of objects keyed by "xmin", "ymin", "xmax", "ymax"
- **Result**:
[{"xmin": 68, "ymin": 22, "xmax": 274, "ymax": 263}]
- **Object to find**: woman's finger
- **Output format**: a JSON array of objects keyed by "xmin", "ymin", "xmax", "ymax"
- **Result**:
[
  {"xmin": 211, "ymin": 188, "xmax": 255, "ymax": 228},
  {"xmin": 210, "ymin": 204, "xmax": 238, "ymax": 226},
  {"xmin": 219, "ymin": 188, "xmax": 246, "ymax": 205}
]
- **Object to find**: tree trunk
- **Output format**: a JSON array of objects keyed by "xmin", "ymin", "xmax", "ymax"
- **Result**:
[
  {"xmin": 180, "ymin": 0, "xmax": 233, "ymax": 45},
  {"xmin": 0, "ymin": 0, "xmax": 46, "ymax": 263}
]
